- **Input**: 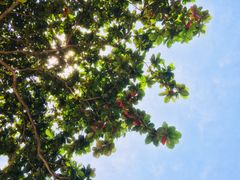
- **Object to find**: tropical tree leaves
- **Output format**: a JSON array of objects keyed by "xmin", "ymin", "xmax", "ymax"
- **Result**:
[{"xmin": 0, "ymin": 0, "xmax": 210, "ymax": 179}]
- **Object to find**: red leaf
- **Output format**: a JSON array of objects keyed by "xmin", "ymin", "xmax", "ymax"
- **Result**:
[
  {"xmin": 116, "ymin": 99, "xmax": 125, "ymax": 109},
  {"xmin": 190, "ymin": 6, "xmax": 201, "ymax": 21},
  {"xmin": 161, "ymin": 135, "xmax": 167, "ymax": 145},
  {"xmin": 127, "ymin": 91, "xmax": 138, "ymax": 101},
  {"xmin": 185, "ymin": 21, "xmax": 192, "ymax": 30},
  {"xmin": 131, "ymin": 91, "xmax": 138, "ymax": 97},
  {"xmin": 123, "ymin": 110, "xmax": 135, "ymax": 119},
  {"xmin": 123, "ymin": 110, "xmax": 129, "ymax": 117},
  {"xmin": 63, "ymin": 7, "xmax": 69, "ymax": 17},
  {"xmin": 194, "ymin": 14, "xmax": 201, "ymax": 21},
  {"xmin": 133, "ymin": 120, "xmax": 142, "ymax": 126},
  {"xmin": 119, "ymin": 101, "xmax": 124, "ymax": 109}
]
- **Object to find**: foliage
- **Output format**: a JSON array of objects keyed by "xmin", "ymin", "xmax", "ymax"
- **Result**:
[{"xmin": 0, "ymin": 0, "xmax": 210, "ymax": 179}]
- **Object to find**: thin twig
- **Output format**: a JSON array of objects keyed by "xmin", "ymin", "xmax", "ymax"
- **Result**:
[
  {"xmin": 18, "ymin": 67, "xmax": 43, "ymax": 72},
  {"xmin": 81, "ymin": 96, "xmax": 101, "ymax": 101},
  {"xmin": 65, "ymin": 18, "xmax": 81, "ymax": 45},
  {"xmin": 128, "ymin": 0, "xmax": 142, "ymax": 12},
  {"xmin": 0, "ymin": 60, "xmax": 57, "ymax": 179},
  {"xmin": 0, "ymin": 1, "xmax": 20, "ymax": 22}
]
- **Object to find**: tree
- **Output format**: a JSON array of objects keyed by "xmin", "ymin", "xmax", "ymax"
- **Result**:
[{"xmin": 0, "ymin": 0, "xmax": 210, "ymax": 179}]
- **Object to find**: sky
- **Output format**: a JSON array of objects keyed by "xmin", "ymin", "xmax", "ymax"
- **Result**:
[{"xmin": 1, "ymin": 0, "xmax": 240, "ymax": 179}]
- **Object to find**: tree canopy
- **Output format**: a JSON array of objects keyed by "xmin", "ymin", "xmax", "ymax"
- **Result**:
[{"xmin": 0, "ymin": 0, "xmax": 210, "ymax": 179}]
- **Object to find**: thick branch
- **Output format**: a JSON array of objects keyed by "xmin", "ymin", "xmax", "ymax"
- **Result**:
[
  {"xmin": 0, "ymin": 1, "xmax": 20, "ymax": 22},
  {"xmin": 0, "ymin": 60, "xmax": 58, "ymax": 179}
]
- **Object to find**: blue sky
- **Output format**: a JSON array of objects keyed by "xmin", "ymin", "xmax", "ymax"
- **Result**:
[
  {"xmin": 76, "ymin": 0, "xmax": 240, "ymax": 179},
  {"xmin": 1, "ymin": 0, "xmax": 240, "ymax": 179}
]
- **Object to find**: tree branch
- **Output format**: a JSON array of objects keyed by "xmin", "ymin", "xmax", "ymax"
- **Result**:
[
  {"xmin": 19, "ymin": 67, "xmax": 75, "ymax": 94},
  {"xmin": 18, "ymin": 67, "xmax": 101, "ymax": 102},
  {"xmin": 0, "ymin": 60, "xmax": 58, "ymax": 179},
  {"xmin": 0, "ymin": 44, "xmax": 80, "ymax": 56},
  {"xmin": 0, "ymin": 1, "xmax": 20, "ymax": 22}
]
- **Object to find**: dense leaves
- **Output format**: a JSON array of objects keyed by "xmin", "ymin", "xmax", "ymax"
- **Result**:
[{"xmin": 0, "ymin": 0, "xmax": 210, "ymax": 179}]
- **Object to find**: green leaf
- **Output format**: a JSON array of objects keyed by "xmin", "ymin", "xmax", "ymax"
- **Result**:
[
  {"xmin": 154, "ymin": 36, "xmax": 163, "ymax": 45},
  {"xmin": 166, "ymin": 40, "xmax": 173, "ymax": 48},
  {"xmin": 90, "ymin": 170, "xmax": 96, "ymax": 178},
  {"xmin": 168, "ymin": 126, "xmax": 176, "ymax": 134},
  {"xmin": 180, "ymin": 89, "xmax": 189, "ymax": 97},
  {"xmin": 162, "ymin": 122, "xmax": 168, "ymax": 129},
  {"xmin": 166, "ymin": 140, "xmax": 175, "ymax": 149},
  {"xmin": 159, "ymin": 90, "xmax": 168, "ymax": 96},
  {"xmin": 86, "ymin": 132, "xmax": 94, "ymax": 139},
  {"xmin": 164, "ymin": 95, "xmax": 170, "ymax": 103},
  {"xmin": 145, "ymin": 135, "xmax": 152, "ymax": 144},
  {"xmin": 139, "ymin": 76, "xmax": 147, "ymax": 89},
  {"xmin": 59, "ymin": 148, "xmax": 65, "ymax": 155},
  {"xmin": 45, "ymin": 129, "xmax": 54, "ymax": 139},
  {"xmin": 18, "ymin": 0, "xmax": 27, "ymax": 3},
  {"xmin": 149, "ymin": 33, "xmax": 157, "ymax": 41},
  {"xmin": 153, "ymin": 136, "xmax": 159, "ymax": 146},
  {"xmin": 65, "ymin": 162, "xmax": 71, "ymax": 167},
  {"xmin": 168, "ymin": 63, "xmax": 175, "ymax": 71},
  {"xmin": 176, "ymin": 131, "xmax": 182, "ymax": 139}
]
